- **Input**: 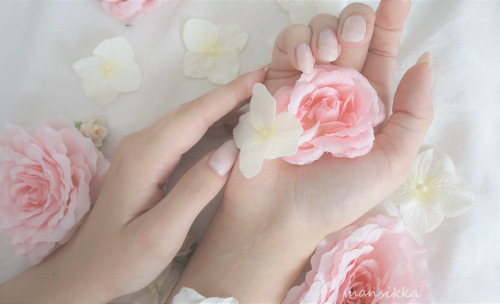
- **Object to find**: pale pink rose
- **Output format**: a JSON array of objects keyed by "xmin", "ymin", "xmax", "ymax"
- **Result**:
[
  {"xmin": 283, "ymin": 215, "xmax": 430, "ymax": 304},
  {"xmin": 275, "ymin": 65, "xmax": 385, "ymax": 164},
  {"xmin": 0, "ymin": 117, "xmax": 110, "ymax": 264},
  {"xmin": 100, "ymin": 0, "xmax": 164, "ymax": 25}
]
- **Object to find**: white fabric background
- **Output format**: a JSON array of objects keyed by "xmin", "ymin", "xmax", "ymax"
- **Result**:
[{"xmin": 0, "ymin": 0, "xmax": 499, "ymax": 303}]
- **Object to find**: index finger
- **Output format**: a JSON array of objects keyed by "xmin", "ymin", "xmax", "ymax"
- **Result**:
[
  {"xmin": 361, "ymin": 0, "xmax": 411, "ymax": 102},
  {"xmin": 150, "ymin": 69, "xmax": 265, "ymax": 156}
]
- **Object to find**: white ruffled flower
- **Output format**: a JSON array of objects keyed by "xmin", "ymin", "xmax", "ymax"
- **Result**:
[
  {"xmin": 277, "ymin": 0, "xmax": 349, "ymax": 25},
  {"xmin": 78, "ymin": 116, "xmax": 108, "ymax": 148},
  {"xmin": 389, "ymin": 148, "xmax": 474, "ymax": 234},
  {"xmin": 183, "ymin": 18, "xmax": 248, "ymax": 85},
  {"xmin": 233, "ymin": 84, "xmax": 303, "ymax": 179},
  {"xmin": 73, "ymin": 36, "xmax": 142, "ymax": 106}
]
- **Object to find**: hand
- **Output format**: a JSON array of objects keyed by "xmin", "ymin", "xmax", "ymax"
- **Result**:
[
  {"xmin": 0, "ymin": 70, "xmax": 265, "ymax": 304},
  {"xmin": 171, "ymin": 0, "xmax": 433, "ymax": 302}
]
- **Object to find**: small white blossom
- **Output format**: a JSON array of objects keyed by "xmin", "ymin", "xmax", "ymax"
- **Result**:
[
  {"xmin": 233, "ymin": 84, "xmax": 303, "ymax": 179},
  {"xmin": 79, "ymin": 116, "xmax": 108, "ymax": 148},
  {"xmin": 277, "ymin": 0, "xmax": 350, "ymax": 25},
  {"xmin": 389, "ymin": 148, "xmax": 474, "ymax": 234},
  {"xmin": 73, "ymin": 36, "xmax": 142, "ymax": 105},
  {"xmin": 183, "ymin": 18, "xmax": 248, "ymax": 85}
]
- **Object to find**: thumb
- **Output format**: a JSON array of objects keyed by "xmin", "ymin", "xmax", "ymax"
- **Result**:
[
  {"xmin": 375, "ymin": 53, "xmax": 434, "ymax": 174},
  {"xmin": 129, "ymin": 140, "xmax": 239, "ymax": 253}
]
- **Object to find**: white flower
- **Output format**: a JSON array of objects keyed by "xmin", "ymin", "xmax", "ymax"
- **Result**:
[
  {"xmin": 277, "ymin": 0, "xmax": 350, "ymax": 25},
  {"xmin": 78, "ymin": 116, "xmax": 108, "ymax": 148},
  {"xmin": 173, "ymin": 288, "xmax": 239, "ymax": 304},
  {"xmin": 389, "ymin": 148, "xmax": 475, "ymax": 234},
  {"xmin": 73, "ymin": 36, "xmax": 142, "ymax": 106},
  {"xmin": 233, "ymin": 84, "xmax": 303, "ymax": 179},
  {"xmin": 183, "ymin": 18, "xmax": 248, "ymax": 85}
]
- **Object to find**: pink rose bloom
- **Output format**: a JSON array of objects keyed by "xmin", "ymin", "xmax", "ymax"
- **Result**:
[
  {"xmin": 283, "ymin": 215, "xmax": 430, "ymax": 304},
  {"xmin": 275, "ymin": 65, "xmax": 385, "ymax": 164},
  {"xmin": 100, "ymin": 0, "xmax": 164, "ymax": 25},
  {"xmin": 0, "ymin": 117, "xmax": 110, "ymax": 264}
]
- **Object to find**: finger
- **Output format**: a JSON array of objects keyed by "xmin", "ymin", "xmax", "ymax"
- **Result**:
[
  {"xmin": 269, "ymin": 24, "xmax": 314, "ymax": 74},
  {"xmin": 146, "ymin": 69, "xmax": 265, "ymax": 158},
  {"xmin": 374, "ymin": 53, "xmax": 433, "ymax": 178},
  {"xmin": 362, "ymin": 0, "xmax": 411, "ymax": 102},
  {"xmin": 127, "ymin": 140, "xmax": 239, "ymax": 255},
  {"xmin": 308, "ymin": 14, "xmax": 341, "ymax": 63},
  {"xmin": 335, "ymin": 3, "xmax": 376, "ymax": 71}
]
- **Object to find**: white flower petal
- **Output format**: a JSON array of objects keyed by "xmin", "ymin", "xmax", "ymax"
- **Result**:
[
  {"xmin": 239, "ymin": 134, "xmax": 272, "ymax": 179},
  {"xmin": 249, "ymin": 83, "xmax": 276, "ymax": 130},
  {"xmin": 93, "ymin": 36, "xmax": 134, "ymax": 59},
  {"xmin": 83, "ymin": 79, "xmax": 119, "ymax": 106},
  {"xmin": 207, "ymin": 49, "xmax": 240, "ymax": 85},
  {"xmin": 277, "ymin": 0, "xmax": 293, "ymax": 10},
  {"xmin": 183, "ymin": 19, "xmax": 219, "ymax": 53},
  {"xmin": 108, "ymin": 57, "xmax": 142, "ymax": 93},
  {"xmin": 217, "ymin": 24, "xmax": 248, "ymax": 53},
  {"xmin": 233, "ymin": 113, "xmax": 255, "ymax": 149},
  {"xmin": 73, "ymin": 57, "xmax": 107, "ymax": 81},
  {"xmin": 183, "ymin": 51, "xmax": 213, "ymax": 79},
  {"xmin": 266, "ymin": 112, "xmax": 303, "ymax": 159},
  {"xmin": 425, "ymin": 148, "xmax": 456, "ymax": 176},
  {"xmin": 398, "ymin": 198, "xmax": 444, "ymax": 234},
  {"xmin": 433, "ymin": 175, "xmax": 475, "ymax": 217}
]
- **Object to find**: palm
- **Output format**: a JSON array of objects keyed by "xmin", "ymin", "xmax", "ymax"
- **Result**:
[{"xmin": 224, "ymin": 0, "xmax": 432, "ymax": 237}]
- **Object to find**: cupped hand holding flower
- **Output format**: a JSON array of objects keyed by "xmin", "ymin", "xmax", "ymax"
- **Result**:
[{"xmin": 172, "ymin": 1, "xmax": 434, "ymax": 302}]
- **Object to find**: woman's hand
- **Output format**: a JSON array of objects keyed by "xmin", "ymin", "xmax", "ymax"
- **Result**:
[
  {"xmin": 171, "ymin": 0, "xmax": 433, "ymax": 302},
  {"xmin": 0, "ymin": 70, "xmax": 265, "ymax": 304}
]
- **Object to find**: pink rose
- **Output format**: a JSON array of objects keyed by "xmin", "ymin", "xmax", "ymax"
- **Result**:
[
  {"xmin": 0, "ymin": 117, "xmax": 110, "ymax": 264},
  {"xmin": 275, "ymin": 65, "xmax": 385, "ymax": 165},
  {"xmin": 100, "ymin": 0, "xmax": 164, "ymax": 25},
  {"xmin": 283, "ymin": 215, "xmax": 430, "ymax": 304}
]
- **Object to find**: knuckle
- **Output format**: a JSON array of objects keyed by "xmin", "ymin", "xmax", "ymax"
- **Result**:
[{"xmin": 178, "ymin": 174, "xmax": 209, "ymax": 203}]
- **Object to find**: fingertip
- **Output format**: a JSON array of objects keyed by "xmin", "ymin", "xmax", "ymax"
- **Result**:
[{"xmin": 338, "ymin": 3, "xmax": 375, "ymax": 46}]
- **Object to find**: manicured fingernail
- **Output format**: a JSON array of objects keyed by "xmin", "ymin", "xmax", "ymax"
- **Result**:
[
  {"xmin": 318, "ymin": 28, "xmax": 338, "ymax": 62},
  {"xmin": 208, "ymin": 140, "xmax": 239, "ymax": 177},
  {"xmin": 417, "ymin": 52, "xmax": 431, "ymax": 64},
  {"xmin": 417, "ymin": 52, "xmax": 433, "ymax": 86},
  {"xmin": 296, "ymin": 43, "xmax": 314, "ymax": 73},
  {"xmin": 342, "ymin": 15, "xmax": 366, "ymax": 42}
]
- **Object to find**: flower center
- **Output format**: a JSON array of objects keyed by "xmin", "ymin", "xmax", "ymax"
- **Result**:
[
  {"xmin": 416, "ymin": 182, "xmax": 428, "ymax": 193},
  {"xmin": 258, "ymin": 128, "xmax": 272, "ymax": 140},
  {"xmin": 101, "ymin": 62, "xmax": 114, "ymax": 76}
]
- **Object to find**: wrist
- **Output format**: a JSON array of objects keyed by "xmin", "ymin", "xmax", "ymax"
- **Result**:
[
  {"xmin": 0, "ymin": 243, "xmax": 111, "ymax": 304},
  {"xmin": 169, "ymin": 199, "xmax": 323, "ymax": 303}
]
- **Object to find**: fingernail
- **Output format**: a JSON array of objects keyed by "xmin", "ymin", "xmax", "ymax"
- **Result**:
[
  {"xmin": 417, "ymin": 52, "xmax": 431, "ymax": 64},
  {"xmin": 242, "ymin": 64, "xmax": 270, "ymax": 75},
  {"xmin": 342, "ymin": 15, "xmax": 366, "ymax": 43},
  {"xmin": 208, "ymin": 140, "xmax": 239, "ymax": 177},
  {"xmin": 296, "ymin": 43, "xmax": 314, "ymax": 73},
  {"xmin": 417, "ymin": 52, "xmax": 433, "ymax": 86},
  {"xmin": 318, "ymin": 28, "xmax": 338, "ymax": 62}
]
